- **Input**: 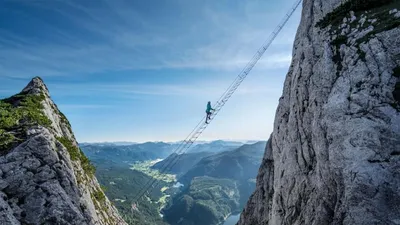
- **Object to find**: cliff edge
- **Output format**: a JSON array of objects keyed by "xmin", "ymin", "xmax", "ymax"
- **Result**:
[
  {"xmin": 0, "ymin": 77, "xmax": 127, "ymax": 225},
  {"xmin": 238, "ymin": 0, "xmax": 400, "ymax": 224}
]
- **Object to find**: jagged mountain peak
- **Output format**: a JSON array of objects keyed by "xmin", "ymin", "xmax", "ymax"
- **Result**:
[
  {"xmin": 0, "ymin": 78, "xmax": 127, "ymax": 225},
  {"xmin": 21, "ymin": 76, "xmax": 50, "ymax": 96}
]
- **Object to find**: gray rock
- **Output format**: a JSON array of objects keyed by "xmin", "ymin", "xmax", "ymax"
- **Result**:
[
  {"xmin": 0, "ymin": 192, "xmax": 20, "ymax": 225},
  {"xmin": 0, "ymin": 180, "xmax": 9, "ymax": 191},
  {"xmin": 359, "ymin": 16, "xmax": 366, "ymax": 27},
  {"xmin": 0, "ymin": 78, "xmax": 127, "ymax": 225},
  {"xmin": 34, "ymin": 165, "xmax": 56, "ymax": 183},
  {"xmin": 22, "ymin": 158, "xmax": 41, "ymax": 171},
  {"xmin": 238, "ymin": 1, "xmax": 400, "ymax": 225},
  {"xmin": 350, "ymin": 11, "xmax": 356, "ymax": 22}
]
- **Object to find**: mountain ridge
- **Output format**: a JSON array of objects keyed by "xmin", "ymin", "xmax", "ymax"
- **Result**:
[
  {"xmin": 179, "ymin": 141, "xmax": 266, "ymax": 185},
  {"xmin": 0, "ymin": 77, "xmax": 127, "ymax": 225},
  {"xmin": 162, "ymin": 141, "xmax": 267, "ymax": 225}
]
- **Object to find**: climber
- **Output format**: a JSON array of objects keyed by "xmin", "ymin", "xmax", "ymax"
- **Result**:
[{"xmin": 205, "ymin": 101, "xmax": 214, "ymax": 124}]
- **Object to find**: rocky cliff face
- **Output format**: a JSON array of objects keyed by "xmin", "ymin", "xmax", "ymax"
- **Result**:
[
  {"xmin": 238, "ymin": 0, "xmax": 400, "ymax": 225},
  {"xmin": 0, "ymin": 77, "xmax": 127, "ymax": 225}
]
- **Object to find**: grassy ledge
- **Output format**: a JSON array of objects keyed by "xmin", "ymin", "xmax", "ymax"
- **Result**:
[
  {"xmin": 92, "ymin": 187, "xmax": 107, "ymax": 204},
  {"xmin": 0, "ymin": 92, "xmax": 52, "ymax": 153},
  {"xmin": 91, "ymin": 187, "xmax": 114, "ymax": 223},
  {"xmin": 56, "ymin": 136, "xmax": 96, "ymax": 177}
]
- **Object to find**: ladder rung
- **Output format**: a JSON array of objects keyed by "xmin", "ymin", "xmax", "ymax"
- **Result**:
[{"xmin": 131, "ymin": 0, "xmax": 302, "ymax": 206}]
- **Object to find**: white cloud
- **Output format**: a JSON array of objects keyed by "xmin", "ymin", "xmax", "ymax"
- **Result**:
[
  {"xmin": 160, "ymin": 54, "xmax": 292, "ymax": 71},
  {"xmin": 0, "ymin": 0, "xmax": 299, "ymax": 78},
  {"xmin": 46, "ymin": 76, "xmax": 282, "ymax": 99}
]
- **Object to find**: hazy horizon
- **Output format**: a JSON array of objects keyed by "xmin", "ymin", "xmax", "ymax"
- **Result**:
[{"xmin": 80, "ymin": 139, "xmax": 265, "ymax": 145}]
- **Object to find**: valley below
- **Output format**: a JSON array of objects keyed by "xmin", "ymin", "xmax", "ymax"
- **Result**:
[{"xmin": 81, "ymin": 141, "xmax": 266, "ymax": 225}]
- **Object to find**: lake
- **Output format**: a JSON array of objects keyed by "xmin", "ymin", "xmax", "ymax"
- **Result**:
[{"xmin": 223, "ymin": 214, "xmax": 240, "ymax": 225}]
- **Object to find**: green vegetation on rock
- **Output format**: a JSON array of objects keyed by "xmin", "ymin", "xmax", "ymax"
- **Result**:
[
  {"xmin": 93, "ymin": 187, "xmax": 107, "ymax": 204},
  {"xmin": 330, "ymin": 35, "xmax": 347, "ymax": 75},
  {"xmin": 316, "ymin": 0, "xmax": 400, "ymax": 39},
  {"xmin": 316, "ymin": 0, "xmax": 400, "ymax": 72},
  {"xmin": 0, "ymin": 92, "xmax": 52, "ymax": 153},
  {"xmin": 59, "ymin": 110, "xmax": 74, "ymax": 134},
  {"xmin": 316, "ymin": 0, "xmax": 395, "ymax": 28},
  {"xmin": 356, "ymin": 3, "xmax": 400, "ymax": 45},
  {"xmin": 91, "ymin": 186, "xmax": 115, "ymax": 224},
  {"xmin": 56, "ymin": 137, "xmax": 96, "ymax": 176},
  {"xmin": 0, "ymin": 130, "xmax": 15, "ymax": 153},
  {"xmin": 331, "ymin": 35, "xmax": 348, "ymax": 47}
]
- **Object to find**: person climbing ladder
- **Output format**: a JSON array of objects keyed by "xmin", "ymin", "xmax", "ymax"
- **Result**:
[
  {"xmin": 205, "ymin": 101, "xmax": 214, "ymax": 124},
  {"xmin": 131, "ymin": 0, "xmax": 302, "ymax": 203}
]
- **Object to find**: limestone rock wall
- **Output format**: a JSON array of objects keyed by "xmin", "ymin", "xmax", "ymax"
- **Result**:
[
  {"xmin": 0, "ymin": 77, "xmax": 127, "ymax": 225},
  {"xmin": 238, "ymin": 0, "xmax": 400, "ymax": 224}
]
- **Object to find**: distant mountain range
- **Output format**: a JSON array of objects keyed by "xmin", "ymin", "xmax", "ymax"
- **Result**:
[
  {"xmin": 81, "ymin": 140, "xmax": 254, "ymax": 165},
  {"xmin": 83, "ymin": 140, "xmax": 267, "ymax": 225},
  {"xmin": 80, "ymin": 141, "xmax": 138, "ymax": 146},
  {"xmin": 151, "ymin": 152, "xmax": 215, "ymax": 177},
  {"xmin": 81, "ymin": 140, "xmax": 261, "ymax": 146},
  {"xmin": 81, "ymin": 142, "xmax": 175, "ymax": 165},
  {"xmin": 185, "ymin": 140, "xmax": 243, "ymax": 154},
  {"xmin": 179, "ymin": 141, "xmax": 266, "ymax": 185},
  {"xmin": 162, "ymin": 141, "xmax": 267, "ymax": 225}
]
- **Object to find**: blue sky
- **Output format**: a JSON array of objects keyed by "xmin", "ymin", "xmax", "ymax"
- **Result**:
[{"xmin": 0, "ymin": 0, "xmax": 301, "ymax": 143}]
